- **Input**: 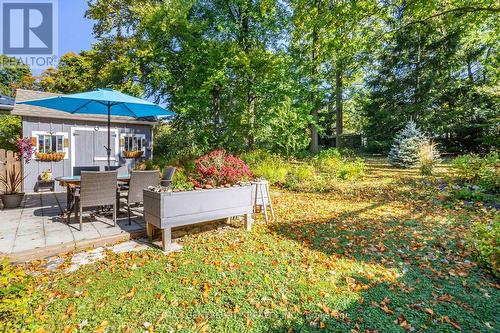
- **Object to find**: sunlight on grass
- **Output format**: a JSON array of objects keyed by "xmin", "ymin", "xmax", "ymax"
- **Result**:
[{"xmin": 6, "ymin": 158, "xmax": 498, "ymax": 333}]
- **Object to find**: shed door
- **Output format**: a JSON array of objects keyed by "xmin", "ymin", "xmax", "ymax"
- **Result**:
[{"xmin": 73, "ymin": 129, "xmax": 118, "ymax": 172}]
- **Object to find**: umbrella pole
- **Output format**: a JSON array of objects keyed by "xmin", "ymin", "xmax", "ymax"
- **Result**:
[{"xmin": 107, "ymin": 103, "xmax": 111, "ymax": 169}]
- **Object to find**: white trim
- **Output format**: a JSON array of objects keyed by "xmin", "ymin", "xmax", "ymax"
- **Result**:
[
  {"xmin": 94, "ymin": 157, "xmax": 117, "ymax": 162},
  {"xmin": 70, "ymin": 126, "xmax": 120, "ymax": 175},
  {"xmin": 31, "ymin": 130, "xmax": 69, "ymax": 160}
]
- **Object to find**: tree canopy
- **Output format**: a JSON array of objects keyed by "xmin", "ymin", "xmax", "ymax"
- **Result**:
[{"xmin": 10, "ymin": 0, "xmax": 499, "ymax": 156}]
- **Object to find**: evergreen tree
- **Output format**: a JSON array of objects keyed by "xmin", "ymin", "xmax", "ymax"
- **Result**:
[{"xmin": 388, "ymin": 121, "xmax": 426, "ymax": 168}]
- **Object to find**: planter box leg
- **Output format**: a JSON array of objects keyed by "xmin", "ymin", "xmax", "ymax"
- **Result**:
[
  {"xmin": 162, "ymin": 227, "xmax": 172, "ymax": 251},
  {"xmin": 146, "ymin": 222, "xmax": 154, "ymax": 240},
  {"xmin": 245, "ymin": 213, "xmax": 254, "ymax": 231}
]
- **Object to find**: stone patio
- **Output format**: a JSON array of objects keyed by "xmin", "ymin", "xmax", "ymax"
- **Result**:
[{"xmin": 0, "ymin": 192, "xmax": 146, "ymax": 262}]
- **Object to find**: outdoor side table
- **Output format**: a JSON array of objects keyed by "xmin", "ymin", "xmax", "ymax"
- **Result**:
[{"xmin": 35, "ymin": 180, "xmax": 55, "ymax": 192}]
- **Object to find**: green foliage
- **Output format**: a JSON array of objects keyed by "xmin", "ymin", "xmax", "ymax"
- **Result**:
[
  {"xmin": 241, "ymin": 150, "xmax": 290, "ymax": 185},
  {"xmin": 313, "ymin": 148, "xmax": 366, "ymax": 180},
  {"xmin": 0, "ymin": 55, "xmax": 33, "ymax": 96},
  {"xmin": 171, "ymin": 167, "xmax": 194, "ymax": 191},
  {"xmin": 153, "ymin": 123, "xmax": 208, "ymax": 164},
  {"xmin": 134, "ymin": 159, "xmax": 161, "ymax": 171},
  {"xmin": 0, "ymin": 261, "xmax": 34, "ymax": 331},
  {"xmin": 388, "ymin": 121, "xmax": 426, "ymax": 168},
  {"xmin": 336, "ymin": 158, "xmax": 366, "ymax": 180},
  {"xmin": 0, "ymin": 115, "xmax": 22, "ymax": 151},
  {"xmin": 453, "ymin": 152, "xmax": 499, "ymax": 193},
  {"xmin": 242, "ymin": 148, "xmax": 365, "ymax": 191},
  {"xmin": 468, "ymin": 219, "xmax": 499, "ymax": 277},
  {"xmin": 365, "ymin": 3, "xmax": 499, "ymax": 152},
  {"xmin": 364, "ymin": 140, "xmax": 391, "ymax": 154}
]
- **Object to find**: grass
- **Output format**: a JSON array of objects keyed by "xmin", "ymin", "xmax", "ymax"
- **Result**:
[{"xmin": 6, "ymin": 158, "xmax": 499, "ymax": 332}]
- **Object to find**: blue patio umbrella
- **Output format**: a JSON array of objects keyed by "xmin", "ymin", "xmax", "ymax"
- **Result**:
[{"xmin": 20, "ymin": 88, "xmax": 175, "ymax": 168}]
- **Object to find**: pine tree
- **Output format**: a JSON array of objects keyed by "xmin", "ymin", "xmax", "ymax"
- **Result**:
[{"xmin": 388, "ymin": 121, "xmax": 426, "ymax": 168}]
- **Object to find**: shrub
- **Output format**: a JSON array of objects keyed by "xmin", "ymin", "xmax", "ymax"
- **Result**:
[
  {"xmin": 418, "ymin": 141, "xmax": 441, "ymax": 176},
  {"xmin": 453, "ymin": 152, "xmax": 499, "ymax": 193},
  {"xmin": 388, "ymin": 121, "xmax": 426, "ymax": 168},
  {"xmin": 0, "ymin": 260, "xmax": 34, "ymax": 331},
  {"xmin": 0, "ymin": 115, "xmax": 21, "ymax": 151},
  {"xmin": 313, "ymin": 150, "xmax": 366, "ymax": 180},
  {"xmin": 468, "ymin": 220, "xmax": 499, "ymax": 277},
  {"xmin": 192, "ymin": 150, "xmax": 252, "ymax": 187},
  {"xmin": 134, "ymin": 159, "xmax": 161, "ymax": 171},
  {"xmin": 241, "ymin": 150, "xmax": 290, "ymax": 185},
  {"xmin": 337, "ymin": 158, "xmax": 366, "ymax": 180},
  {"xmin": 171, "ymin": 167, "xmax": 194, "ymax": 191}
]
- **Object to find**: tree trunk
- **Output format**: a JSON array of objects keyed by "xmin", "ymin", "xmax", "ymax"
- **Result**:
[
  {"xmin": 247, "ymin": 76, "xmax": 256, "ymax": 149},
  {"xmin": 335, "ymin": 68, "xmax": 343, "ymax": 148},
  {"xmin": 467, "ymin": 60, "xmax": 474, "ymax": 83},
  {"xmin": 414, "ymin": 34, "xmax": 422, "ymax": 119},
  {"xmin": 212, "ymin": 85, "xmax": 221, "ymax": 134},
  {"xmin": 309, "ymin": 20, "xmax": 320, "ymax": 154},
  {"xmin": 240, "ymin": 2, "xmax": 255, "ymax": 149}
]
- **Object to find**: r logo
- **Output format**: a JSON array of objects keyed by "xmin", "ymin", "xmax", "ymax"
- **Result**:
[{"xmin": 2, "ymin": 1, "xmax": 53, "ymax": 54}]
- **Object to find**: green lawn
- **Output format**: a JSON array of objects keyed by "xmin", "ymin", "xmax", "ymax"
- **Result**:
[{"xmin": 8, "ymin": 159, "xmax": 500, "ymax": 332}]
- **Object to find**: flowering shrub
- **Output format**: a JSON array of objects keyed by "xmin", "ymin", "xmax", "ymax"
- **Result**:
[
  {"xmin": 192, "ymin": 150, "xmax": 253, "ymax": 187},
  {"xmin": 15, "ymin": 138, "xmax": 35, "ymax": 164}
]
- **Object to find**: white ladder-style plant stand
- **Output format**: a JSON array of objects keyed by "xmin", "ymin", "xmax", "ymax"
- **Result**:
[{"xmin": 251, "ymin": 180, "xmax": 275, "ymax": 223}]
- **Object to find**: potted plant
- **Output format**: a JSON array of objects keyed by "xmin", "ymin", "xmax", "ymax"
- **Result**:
[{"xmin": 0, "ymin": 167, "xmax": 27, "ymax": 208}]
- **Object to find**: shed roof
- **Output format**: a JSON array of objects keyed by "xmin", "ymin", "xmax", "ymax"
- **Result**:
[
  {"xmin": 0, "ymin": 94, "xmax": 14, "ymax": 111},
  {"xmin": 12, "ymin": 89, "xmax": 158, "ymax": 126}
]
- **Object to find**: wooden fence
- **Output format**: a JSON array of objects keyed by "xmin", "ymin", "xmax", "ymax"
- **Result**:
[{"xmin": 0, "ymin": 149, "xmax": 23, "ymax": 193}]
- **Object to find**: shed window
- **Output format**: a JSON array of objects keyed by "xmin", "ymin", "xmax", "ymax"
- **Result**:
[
  {"xmin": 124, "ymin": 136, "xmax": 143, "ymax": 151},
  {"xmin": 121, "ymin": 133, "xmax": 146, "ymax": 155},
  {"xmin": 38, "ymin": 134, "xmax": 64, "ymax": 153}
]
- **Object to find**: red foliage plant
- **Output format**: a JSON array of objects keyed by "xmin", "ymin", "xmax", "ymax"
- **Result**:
[
  {"xmin": 192, "ymin": 150, "xmax": 253, "ymax": 187},
  {"xmin": 16, "ymin": 138, "xmax": 35, "ymax": 164}
]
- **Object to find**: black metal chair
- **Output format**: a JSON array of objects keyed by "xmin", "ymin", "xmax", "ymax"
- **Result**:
[
  {"xmin": 73, "ymin": 166, "xmax": 100, "ymax": 176},
  {"xmin": 161, "ymin": 166, "xmax": 176, "ymax": 187}
]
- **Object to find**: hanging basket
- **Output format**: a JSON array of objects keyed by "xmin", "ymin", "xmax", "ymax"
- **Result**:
[
  {"xmin": 36, "ymin": 152, "xmax": 65, "ymax": 162},
  {"xmin": 123, "ymin": 150, "xmax": 143, "ymax": 159}
]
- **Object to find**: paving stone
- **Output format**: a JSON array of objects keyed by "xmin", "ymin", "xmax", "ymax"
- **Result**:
[
  {"xmin": 45, "ymin": 257, "xmax": 65, "ymax": 271},
  {"xmin": 110, "ymin": 239, "xmax": 149, "ymax": 254},
  {"xmin": 66, "ymin": 247, "xmax": 106, "ymax": 273},
  {"xmin": 12, "ymin": 234, "xmax": 45, "ymax": 252},
  {"xmin": 2, "ymin": 193, "xmax": 147, "ymax": 258}
]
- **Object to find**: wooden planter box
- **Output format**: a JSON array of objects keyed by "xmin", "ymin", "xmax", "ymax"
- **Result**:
[{"xmin": 143, "ymin": 185, "xmax": 254, "ymax": 251}]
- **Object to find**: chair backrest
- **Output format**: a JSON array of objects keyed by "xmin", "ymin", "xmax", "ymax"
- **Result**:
[
  {"xmin": 128, "ymin": 170, "xmax": 160, "ymax": 204},
  {"xmin": 74, "ymin": 166, "xmax": 100, "ymax": 176},
  {"xmin": 161, "ymin": 166, "xmax": 176, "ymax": 186},
  {"xmin": 105, "ymin": 165, "xmax": 128, "ymax": 174},
  {"xmin": 80, "ymin": 171, "xmax": 117, "ymax": 207}
]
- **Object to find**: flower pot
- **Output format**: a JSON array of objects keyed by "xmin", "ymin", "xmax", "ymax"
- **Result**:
[{"xmin": 1, "ymin": 193, "xmax": 25, "ymax": 209}]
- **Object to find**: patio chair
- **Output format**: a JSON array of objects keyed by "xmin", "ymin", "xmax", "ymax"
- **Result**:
[
  {"xmin": 69, "ymin": 171, "xmax": 118, "ymax": 231},
  {"xmin": 161, "ymin": 166, "xmax": 176, "ymax": 187},
  {"xmin": 73, "ymin": 166, "xmax": 100, "ymax": 176},
  {"xmin": 119, "ymin": 170, "xmax": 160, "ymax": 225}
]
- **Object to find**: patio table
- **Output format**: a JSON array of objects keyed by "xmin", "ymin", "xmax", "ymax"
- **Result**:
[{"xmin": 56, "ymin": 174, "xmax": 131, "ymax": 216}]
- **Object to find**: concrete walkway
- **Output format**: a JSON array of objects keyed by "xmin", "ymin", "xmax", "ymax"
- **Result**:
[{"xmin": 0, "ymin": 193, "xmax": 146, "ymax": 261}]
